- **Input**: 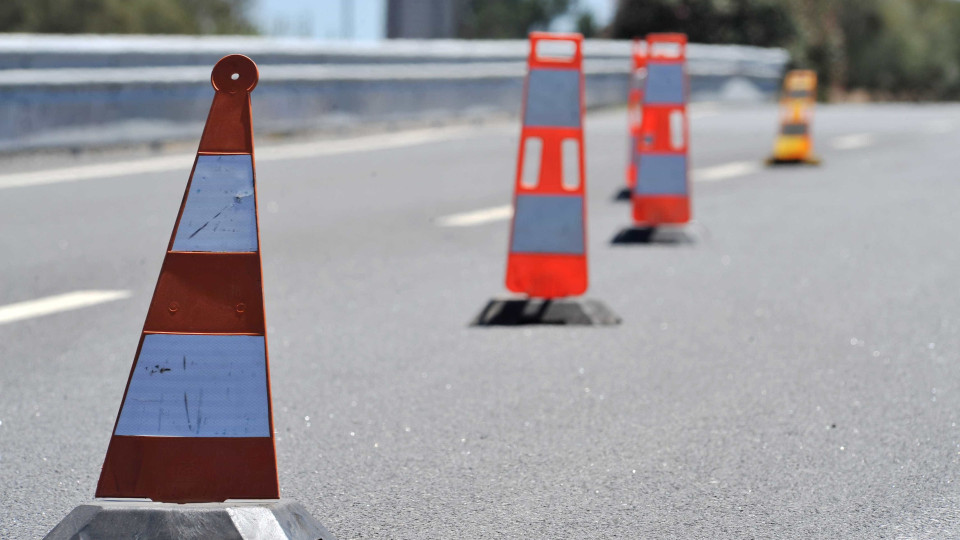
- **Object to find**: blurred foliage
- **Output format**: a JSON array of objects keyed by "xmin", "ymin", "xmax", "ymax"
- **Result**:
[
  {"xmin": 0, "ymin": 0, "xmax": 255, "ymax": 34},
  {"xmin": 458, "ymin": 0, "xmax": 571, "ymax": 38},
  {"xmin": 612, "ymin": 0, "xmax": 960, "ymax": 100},
  {"xmin": 576, "ymin": 11, "xmax": 599, "ymax": 38}
]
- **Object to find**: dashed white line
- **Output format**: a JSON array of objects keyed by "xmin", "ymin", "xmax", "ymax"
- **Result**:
[
  {"xmin": 436, "ymin": 204, "xmax": 513, "ymax": 227},
  {"xmin": 831, "ymin": 133, "xmax": 876, "ymax": 150},
  {"xmin": 0, "ymin": 290, "xmax": 131, "ymax": 326},
  {"xmin": 436, "ymin": 160, "xmax": 763, "ymax": 227},
  {"xmin": 693, "ymin": 161, "xmax": 761, "ymax": 182},
  {"xmin": 924, "ymin": 120, "xmax": 955, "ymax": 134},
  {"xmin": 0, "ymin": 126, "xmax": 472, "ymax": 191}
]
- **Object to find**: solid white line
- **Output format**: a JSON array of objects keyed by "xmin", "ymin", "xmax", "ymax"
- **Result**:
[
  {"xmin": 693, "ymin": 161, "xmax": 761, "ymax": 182},
  {"xmin": 435, "ymin": 204, "xmax": 513, "ymax": 227},
  {"xmin": 831, "ymin": 133, "xmax": 876, "ymax": 150},
  {"xmin": 0, "ymin": 126, "xmax": 472, "ymax": 191},
  {"xmin": 0, "ymin": 290, "xmax": 131, "ymax": 326},
  {"xmin": 256, "ymin": 126, "xmax": 470, "ymax": 162},
  {"xmin": 0, "ymin": 155, "xmax": 194, "ymax": 191}
]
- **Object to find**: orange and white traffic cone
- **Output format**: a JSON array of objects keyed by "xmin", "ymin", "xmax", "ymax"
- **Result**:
[
  {"xmin": 616, "ymin": 38, "xmax": 647, "ymax": 201},
  {"xmin": 45, "ymin": 55, "xmax": 335, "ymax": 540},
  {"xmin": 768, "ymin": 69, "xmax": 820, "ymax": 165},
  {"xmin": 613, "ymin": 34, "xmax": 695, "ymax": 245},
  {"xmin": 474, "ymin": 33, "xmax": 620, "ymax": 326}
]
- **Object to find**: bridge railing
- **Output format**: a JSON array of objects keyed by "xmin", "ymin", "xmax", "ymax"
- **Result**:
[{"xmin": 0, "ymin": 35, "xmax": 789, "ymax": 153}]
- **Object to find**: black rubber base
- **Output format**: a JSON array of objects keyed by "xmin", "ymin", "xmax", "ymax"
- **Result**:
[
  {"xmin": 613, "ymin": 187, "xmax": 632, "ymax": 201},
  {"xmin": 611, "ymin": 226, "xmax": 695, "ymax": 245},
  {"xmin": 472, "ymin": 297, "xmax": 621, "ymax": 326},
  {"xmin": 44, "ymin": 499, "xmax": 336, "ymax": 540},
  {"xmin": 766, "ymin": 156, "xmax": 821, "ymax": 166}
]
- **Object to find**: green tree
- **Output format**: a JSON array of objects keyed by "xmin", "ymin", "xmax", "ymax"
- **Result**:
[
  {"xmin": 612, "ymin": 0, "xmax": 960, "ymax": 100},
  {"xmin": 0, "ymin": 0, "xmax": 255, "ymax": 34},
  {"xmin": 576, "ymin": 11, "xmax": 598, "ymax": 38},
  {"xmin": 610, "ymin": 0, "xmax": 796, "ymax": 48},
  {"xmin": 458, "ymin": 0, "xmax": 571, "ymax": 38}
]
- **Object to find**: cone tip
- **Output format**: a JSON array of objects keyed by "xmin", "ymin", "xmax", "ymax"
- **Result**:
[{"xmin": 211, "ymin": 54, "xmax": 259, "ymax": 93}]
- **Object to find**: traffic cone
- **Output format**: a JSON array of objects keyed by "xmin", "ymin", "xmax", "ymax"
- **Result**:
[
  {"xmin": 45, "ymin": 55, "xmax": 335, "ymax": 540},
  {"xmin": 615, "ymin": 38, "xmax": 647, "ymax": 202},
  {"xmin": 473, "ymin": 33, "xmax": 620, "ymax": 326},
  {"xmin": 613, "ymin": 33, "xmax": 695, "ymax": 245},
  {"xmin": 768, "ymin": 69, "xmax": 820, "ymax": 165}
]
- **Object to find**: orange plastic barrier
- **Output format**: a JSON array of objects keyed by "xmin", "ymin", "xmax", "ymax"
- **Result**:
[
  {"xmin": 770, "ymin": 69, "xmax": 818, "ymax": 163},
  {"xmin": 625, "ymin": 38, "xmax": 647, "ymax": 194},
  {"xmin": 505, "ymin": 32, "xmax": 588, "ymax": 299},
  {"xmin": 632, "ymin": 33, "xmax": 691, "ymax": 225},
  {"xmin": 95, "ymin": 55, "xmax": 280, "ymax": 503}
]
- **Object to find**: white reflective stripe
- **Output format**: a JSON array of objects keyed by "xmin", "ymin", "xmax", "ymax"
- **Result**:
[
  {"xmin": 561, "ymin": 138, "xmax": 580, "ymax": 191},
  {"xmin": 0, "ymin": 290, "xmax": 131, "ymax": 326},
  {"xmin": 172, "ymin": 155, "xmax": 258, "ymax": 253},
  {"xmin": 520, "ymin": 137, "xmax": 542, "ymax": 189},
  {"xmin": 115, "ymin": 334, "xmax": 270, "ymax": 438},
  {"xmin": 510, "ymin": 195, "xmax": 584, "ymax": 255}
]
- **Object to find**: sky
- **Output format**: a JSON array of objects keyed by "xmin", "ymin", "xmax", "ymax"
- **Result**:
[{"xmin": 249, "ymin": 0, "xmax": 617, "ymax": 40}]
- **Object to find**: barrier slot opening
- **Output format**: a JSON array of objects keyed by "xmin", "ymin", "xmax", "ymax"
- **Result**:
[
  {"xmin": 521, "ymin": 137, "xmax": 543, "ymax": 188},
  {"xmin": 651, "ymin": 41, "xmax": 682, "ymax": 59},
  {"xmin": 536, "ymin": 39, "xmax": 577, "ymax": 61},
  {"xmin": 561, "ymin": 138, "xmax": 580, "ymax": 190},
  {"xmin": 669, "ymin": 110, "xmax": 685, "ymax": 149}
]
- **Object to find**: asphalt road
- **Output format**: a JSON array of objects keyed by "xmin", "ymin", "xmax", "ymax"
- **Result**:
[{"xmin": 2, "ymin": 102, "xmax": 960, "ymax": 538}]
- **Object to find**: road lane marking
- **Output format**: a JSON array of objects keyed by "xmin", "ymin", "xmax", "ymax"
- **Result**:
[
  {"xmin": 693, "ymin": 161, "xmax": 761, "ymax": 182},
  {"xmin": 257, "ymin": 126, "xmax": 470, "ymax": 162},
  {"xmin": 831, "ymin": 133, "xmax": 876, "ymax": 150},
  {"xmin": 0, "ymin": 155, "xmax": 194, "ymax": 191},
  {"xmin": 924, "ymin": 120, "xmax": 955, "ymax": 134},
  {"xmin": 436, "ymin": 204, "xmax": 513, "ymax": 227},
  {"xmin": 435, "ymin": 160, "xmax": 762, "ymax": 227},
  {"xmin": 0, "ymin": 290, "xmax": 131, "ymax": 326},
  {"xmin": 0, "ymin": 126, "xmax": 472, "ymax": 191}
]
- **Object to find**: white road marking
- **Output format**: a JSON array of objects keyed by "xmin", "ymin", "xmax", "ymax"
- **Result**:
[
  {"xmin": 436, "ymin": 204, "xmax": 513, "ymax": 227},
  {"xmin": 0, "ymin": 126, "xmax": 471, "ymax": 191},
  {"xmin": 831, "ymin": 133, "xmax": 876, "ymax": 150},
  {"xmin": 435, "ymin": 160, "xmax": 763, "ymax": 228},
  {"xmin": 924, "ymin": 120, "xmax": 955, "ymax": 134},
  {"xmin": 0, "ymin": 290, "xmax": 131, "ymax": 326},
  {"xmin": 0, "ymin": 155, "xmax": 193, "ymax": 191},
  {"xmin": 256, "ymin": 126, "xmax": 470, "ymax": 162},
  {"xmin": 693, "ymin": 161, "xmax": 761, "ymax": 182}
]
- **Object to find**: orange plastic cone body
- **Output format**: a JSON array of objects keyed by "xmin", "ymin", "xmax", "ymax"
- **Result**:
[
  {"xmin": 95, "ymin": 55, "xmax": 280, "ymax": 503},
  {"xmin": 632, "ymin": 33, "xmax": 691, "ymax": 225},
  {"xmin": 625, "ymin": 39, "xmax": 647, "ymax": 191},
  {"xmin": 506, "ymin": 33, "xmax": 588, "ymax": 299},
  {"xmin": 771, "ymin": 69, "xmax": 817, "ymax": 162}
]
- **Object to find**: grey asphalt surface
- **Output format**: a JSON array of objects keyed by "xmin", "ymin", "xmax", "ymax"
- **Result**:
[{"xmin": 2, "ymin": 102, "xmax": 960, "ymax": 538}]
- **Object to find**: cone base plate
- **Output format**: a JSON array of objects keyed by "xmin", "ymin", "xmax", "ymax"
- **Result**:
[
  {"xmin": 472, "ymin": 297, "xmax": 621, "ymax": 326},
  {"xmin": 611, "ymin": 226, "xmax": 696, "ymax": 245},
  {"xmin": 766, "ymin": 156, "xmax": 821, "ymax": 166},
  {"xmin": 44, "ymin": 499, "xmax": 336, "ymax": 540}
]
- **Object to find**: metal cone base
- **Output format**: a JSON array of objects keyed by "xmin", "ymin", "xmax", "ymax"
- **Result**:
[{"xmin": 44, "ymin": 499, "xmax": 336, "ymax": 540}]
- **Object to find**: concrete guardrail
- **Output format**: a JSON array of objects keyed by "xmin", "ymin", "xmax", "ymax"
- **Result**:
[{"xmin": 0, "ymin": 34, "xmax": 790, "ymax": 153}]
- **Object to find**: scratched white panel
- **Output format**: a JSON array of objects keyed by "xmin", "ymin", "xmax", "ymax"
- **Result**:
[
  {"xmin": 172, "ymin": 154, "xmax": 258, "ymax": 252},
  {"xmin": 115, "ymin": 334, "xmax": 270, "ymax": 437}
]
